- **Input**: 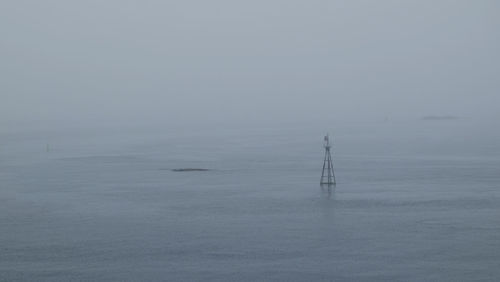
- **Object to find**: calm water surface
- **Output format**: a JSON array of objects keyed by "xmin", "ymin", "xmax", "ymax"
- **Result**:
[{"xmin": 1, "ymin": 124, "xmax": 499, "ymax": 281}]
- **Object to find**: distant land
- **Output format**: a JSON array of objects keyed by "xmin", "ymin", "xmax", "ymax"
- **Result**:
[{"xmin": 422, "ymin": 115, "xmax": 459, "ymax": 121}]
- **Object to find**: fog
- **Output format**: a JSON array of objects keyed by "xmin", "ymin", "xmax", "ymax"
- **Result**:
[
  {"xmin": 3, "ymin": 3, "xmax": 500, "ymax": 280},
  {"xmin": 1, "ymin": 0, "xmax": 499, "ymax": 131}
]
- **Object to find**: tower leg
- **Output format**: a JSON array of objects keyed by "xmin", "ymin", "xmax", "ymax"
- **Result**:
[
  {"xmin": 329, "ymin": 152, "xmax": 336, "ymax": 185},
  {"xmin": 320, "ymin": 149, "xmax": 328, "ymax": 184}
]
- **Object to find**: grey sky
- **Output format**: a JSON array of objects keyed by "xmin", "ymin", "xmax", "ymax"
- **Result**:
[{"xmin": 1, "ymin": 0, "xmax": 499, "ymax": 129}]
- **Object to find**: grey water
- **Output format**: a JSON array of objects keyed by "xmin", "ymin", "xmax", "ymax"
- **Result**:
[{"xmin": 1, "ymin": 122, "xmax": 499, "ymax": 281}]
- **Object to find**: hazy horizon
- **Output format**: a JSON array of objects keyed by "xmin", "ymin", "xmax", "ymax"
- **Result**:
[{"xmin": 2, "ymin": 0, "xmax": 499, "ymax": 131}]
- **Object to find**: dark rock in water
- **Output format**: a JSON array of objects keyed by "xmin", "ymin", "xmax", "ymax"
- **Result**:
[{"xmin": 171, "ymin": 168, "xmax": 210, "ymax": 172}]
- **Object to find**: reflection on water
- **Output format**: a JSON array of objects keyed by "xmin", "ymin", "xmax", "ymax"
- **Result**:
[{"xmin": 320, "ymin": 184, "xmax": 336, "ymax": 199}]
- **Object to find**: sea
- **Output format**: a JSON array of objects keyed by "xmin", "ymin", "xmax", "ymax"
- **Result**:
[{"xmin": 1, "ymin": 121, "xmax": 499, "ymax": 281}]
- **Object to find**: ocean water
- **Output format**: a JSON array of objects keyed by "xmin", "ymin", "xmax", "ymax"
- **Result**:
[{"xmin": 1, "ymin": 123, "xmax": 499, "ymax": 281}]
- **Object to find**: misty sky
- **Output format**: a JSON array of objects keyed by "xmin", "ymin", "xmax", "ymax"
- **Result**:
[{"xmin": 1, "ymin": 0, "xmax": 499, "ymax": 129}]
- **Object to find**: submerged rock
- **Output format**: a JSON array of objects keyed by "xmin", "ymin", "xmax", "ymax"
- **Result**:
[{"xmin": 171, "ymin": 168, "xmax": 210, "ymax": 172}]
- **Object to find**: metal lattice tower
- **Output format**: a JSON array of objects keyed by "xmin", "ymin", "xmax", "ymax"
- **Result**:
[{"xmin": 320, "ymin": 134, "xmax": 336, "ymax": 185}]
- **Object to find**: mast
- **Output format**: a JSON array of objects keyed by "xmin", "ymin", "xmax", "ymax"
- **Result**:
[{"xmin": 320, "ymin": 134, "xmax": 336, "ymax": 185}]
